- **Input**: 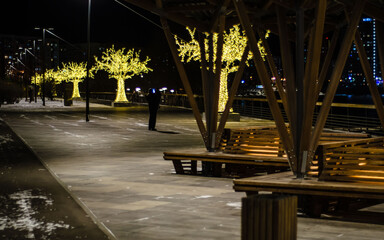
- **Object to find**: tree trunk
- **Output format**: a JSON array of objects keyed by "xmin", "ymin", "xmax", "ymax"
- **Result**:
[
  {"xmin": 218, "ymin": 70, "xmax": 229, "ymax": 112},
  {"xmin": 71, "ymin": 80, "xmax": 81, "ymax": 99},
  {"xmin": 115, "ymin": 79, "xmax": 128, "ymax": 102}
]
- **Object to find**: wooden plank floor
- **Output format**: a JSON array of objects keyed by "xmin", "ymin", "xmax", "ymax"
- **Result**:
[{"xmin": 233, "ymin": 171, "xmax": 384, "ymax": 199}]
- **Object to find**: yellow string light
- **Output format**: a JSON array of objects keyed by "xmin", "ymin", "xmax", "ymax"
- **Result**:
[
  {"xmin": 93, "ymin": 45, "xmax": 152, "ymax": 103},
  {"xmin": 59, "ymin": 62, "xmax": 87, "ymax": 98},
  {"xmin": 31, "ymin": 69, "xmax": 60, "ymax": 96},
  {"xmin": 175, "ymin": 25, "xmax": 269, "ymax": 112}
]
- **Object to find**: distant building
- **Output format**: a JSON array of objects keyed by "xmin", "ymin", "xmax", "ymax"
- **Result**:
[
  {"xmin": 0, "ymin": 34, "xmax": 61, "ymax": 81},
  {"xmin": 342, "ymin": 17, "xmax": 382, "ymax": 89}
]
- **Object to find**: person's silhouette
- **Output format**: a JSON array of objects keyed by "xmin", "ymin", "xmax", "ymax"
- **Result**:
[{"xmin": 146, "ymin": 88, "xmax": 161, "ymax": 131}]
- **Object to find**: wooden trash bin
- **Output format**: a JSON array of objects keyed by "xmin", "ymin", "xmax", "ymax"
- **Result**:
[{"xmin": 242, "ymin": 194, "xmax": 297, "ymax": 240}]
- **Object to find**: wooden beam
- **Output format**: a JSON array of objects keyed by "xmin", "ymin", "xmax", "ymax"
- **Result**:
[
  {"xmin": 164, "ymin": 5, "xmax": 216, "ymax": 13},
  {"xmin": 300, "ymin": 0, "xmax": 327, "ymax": 174},
  {"xmin": 354, "ymin": 28, "xmax": 384, "ymax": 131},
  {"xmin": 377, "ymin": 22, "xmax": 384, "ymax": 99},
  {"xmin": 209, "ymin": 0, "xmax": 231, "ymax": 32},
  {"xmin": 276, "ymin": 5, "xmax": 297, "ymax": 170},
  {"xmin": 338, "ymin": 0, "xmax": 384, "ymax": 24},
  {"xmin": 315, "ymin": 28, "xmax": 340, "ymax": 98},
  {"xmin": 363, "ymin": 2, "xmax": 384, "ymax": 24},
  {"xmin": 257, "ymin": 27, "xmax": 291, "ymax": 125},
  {"xmin": 160, "ymin": 18, "xmax": 208, "ymax": 147},
  {"xmin": 210, "ymin": 15, "xmax": 225, "ymax": 150},
  {"xmin": 262, "ymin": 0, "xmax": 274, "ymax": 10},
  {"xmin": 198, "ymin": 32, "xmax": 210, "ymax": 123},
  {"xmin": 206, "ymin": 33, "xmax": 215, "ymax": 147},
  {"xmin": 276, "ymin": 6, "xmax": 296, "ymax": 128},
  {"xmin": 295, "ymin": 2, "xmax": 305, "ymax": 175},
  {"xmin": 233, "ymin": 0, "xmax": 295, "ymax": 171},
  {"xmin": 123, "ymin": 0, "xmax": 208, "ymax": 32},
  {"xmin": 309, "ymin": 0, "xmax": 365, "ymax": 162}
]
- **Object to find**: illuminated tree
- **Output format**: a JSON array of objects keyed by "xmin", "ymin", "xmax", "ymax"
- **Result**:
[
  {"xmin": 31, "ymin": 69, "xmax": 59, "ymax": 97},
  {"xmin": 93, "ymin": 46, "xmax": 152, "ymax": 103},
  {"xmin": 175, "ymin": 25, "xmax": 269, "ymax": 112},
  {"xmin": 58, "ymin": 62, "xmax": 87, "ymax": 99}
]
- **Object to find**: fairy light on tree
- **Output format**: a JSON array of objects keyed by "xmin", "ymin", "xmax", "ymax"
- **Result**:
[
  {"xmin": 31, "ymin": 69, "xmax": 58, "ymax": 97},
  {"xmin": 93, "ymin": 45, "xmax": 152, "ymax": 103},
  {"xmin": 175, "ymin": 25, "xmax": 269, "ymax": 112},
  {"xmin": 59, "ymin": 62, "xmax": 87, "ymax": 99}
]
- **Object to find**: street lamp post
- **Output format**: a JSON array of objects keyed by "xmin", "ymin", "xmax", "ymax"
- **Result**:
[
  {"xmin": 86, "ymin": 0, "xmax": 91, "ymax": 122},
  {"xmin": 42, "ymin": 28, "xmax": 46, "ymax": 106},
  {"xmin": 35, "ymin": 27, "xmax": 53, "ymax": 106},
  {"xmin": 25, "ymin": 44, "xmax": 39, "ymax": 103}
]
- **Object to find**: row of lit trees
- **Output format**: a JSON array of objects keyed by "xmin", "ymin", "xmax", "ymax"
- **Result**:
[
  {"xmin": 31, "ymin": 25, "xmax": 265, "ymax": 106},
  {"xmin": 32, "ymin": 45, "xmax": 152, "ymax": 103}
]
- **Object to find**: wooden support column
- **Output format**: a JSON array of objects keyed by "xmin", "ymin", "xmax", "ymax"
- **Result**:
[
  {"xmin": 296, "ymin": 1, "xmax": 305, "ymax": 176},
  {"xmin": 206, "ymin": 34, "xmax": 215, "ymax": 149},
  {"xmin": 233, "ymin": 0, "xmax": 295, "ymax": 171},
  {"xmin": 198, "ymin": 32, "xmax": 210, "ymax": 126},
  {"xmin": 209, "ymin": 15, "xmax": 225, "ymax": 151},
  {"xmin": 304, "ymin": 0, "xmax": 327, "ymax": 109},
  {"xmin": 276, "ymin": 6, "xmax": 296, "ymax": 121},
  {"xmin": 160, "ymin": 18, "xmax": 208, "ymax": 147},
  {"xmin": 276, "ymin": 5, "xmax": 297, "ymax": 160},
  {"xmin": 257, "ymin": 28, "xmax": 291, "ymax": 124},
  {"xmin": 300, "ymin": 0, "xmax": 327, "ymax": 175},
  {"xmin": 354, "ymin": 29, "xmax": 384, "ymax": 130},
  {"xmin": 315, "ymin": 29, "xmax": 340, "ymax": 98},
  {"xmin": 309, "ymin": 0, "xmax": 365, "ymax": 161}
]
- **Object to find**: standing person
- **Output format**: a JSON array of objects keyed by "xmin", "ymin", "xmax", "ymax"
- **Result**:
[{"xmin": 146, "ymin": 88, "xmax": 161, "ymax": 131}]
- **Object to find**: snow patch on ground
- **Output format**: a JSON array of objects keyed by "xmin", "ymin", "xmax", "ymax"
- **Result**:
[
  {"xmin": 0, "ymin": 190, "xmax": 70, "ymax": 238},
  {"xmin": 226, "ymin": 202, "xmax": 242, "ymax": 209},
  {"xmin": 194, "ymin": 195, "xmax": 213, "ymax": 199},
  {"xmin": 0, "ymin": 134, "xmax": 14, "ymax": 145}
]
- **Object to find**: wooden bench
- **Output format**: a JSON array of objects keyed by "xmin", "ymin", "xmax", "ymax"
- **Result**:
[
  {"xmin": 318, "ymin": 137, "xmax": 384, "ymax": 183},
  {"xmin": 233, "ymin": 134, "xmax": 384, "ymax": 217},
  {"xmin": 164, "ymin": 126, "xmax": 289, "ymax": 177},
  {"xmin": 164, "ymin": 126, "xmax": 370, "ymax": 177}
]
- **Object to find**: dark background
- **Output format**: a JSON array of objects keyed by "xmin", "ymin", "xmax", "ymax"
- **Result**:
[{"xmin": 0, "ymin": 0, "xmax": 164, "ymax": 45}]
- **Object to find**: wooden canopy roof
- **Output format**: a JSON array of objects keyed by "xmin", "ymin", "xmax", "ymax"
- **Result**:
[
  {"xmin": 122, "ymin": 0, "xmax": 384, "ymax": 32},
  {"xmin": 123, "ymin": 0, "xmax": 384, "ymax": 178}
]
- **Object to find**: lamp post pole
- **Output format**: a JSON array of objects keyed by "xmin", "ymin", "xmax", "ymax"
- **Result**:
[
  {"xmin": 86, "ymin": 0, "xmax": 91, "ymax": 122},
  {"xmin": 33, "ymin": 41, "xmax": 37, "ymax": 102},
  {"xmin": 42, "ymin": 28, "xmax": 46, "ymax": 106},
  {"xmin": 25, "ymin": 43, "xmax": 39, "ymax": 103}
]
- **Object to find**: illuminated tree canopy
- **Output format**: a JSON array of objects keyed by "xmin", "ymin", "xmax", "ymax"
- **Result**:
[
  {"xmin": 59, "ymin": 62, "xmax": 87, "ymax": 99},
  {"xmin": 93, "ymin": 45, "xmax": 152, "ymax": 103},
  {"xmin": 175, "ymin": 25, "xmax": 269, "ymax": 112},
  {"xmin": 31, "ymin": 69, "xmax": 59, "ymax": 96}
]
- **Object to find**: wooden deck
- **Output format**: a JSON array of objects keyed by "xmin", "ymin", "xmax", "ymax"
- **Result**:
[{"xmin": 233, "ymin": 171, "xmax": 384, "ymax": 200}]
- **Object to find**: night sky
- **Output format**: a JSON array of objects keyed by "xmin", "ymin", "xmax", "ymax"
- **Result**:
[
  {"xmin": 0, "ymin": 0, "xmax": 165, "ymax": 47},
  {"xmin": 0, "ymin": 0, "xmax": 186, "ymax": 90}
]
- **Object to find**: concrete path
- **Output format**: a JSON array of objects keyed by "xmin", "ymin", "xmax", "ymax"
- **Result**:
[{"xmin": 1, "ymin": 99, "xmax": 384, "ymax": 240}]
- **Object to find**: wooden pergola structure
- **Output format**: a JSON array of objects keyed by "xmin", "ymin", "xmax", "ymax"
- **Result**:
[{"xmin": 123, "ymin": 0, "xmax": 384, "ymax": 178}]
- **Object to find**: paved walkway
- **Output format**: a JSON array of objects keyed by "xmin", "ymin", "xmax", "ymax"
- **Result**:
[
  {"xmin": 2, "ymin": 99, "xmax": 384, "ymax": 240},
  {"xmin": 0, "ymin": 117, "xmax": 109, "ymax": 240}
]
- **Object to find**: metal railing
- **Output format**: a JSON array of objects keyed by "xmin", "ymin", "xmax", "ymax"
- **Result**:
[{"xmin": 88, "ymin": 92, "xmax": 383, "ymax": 135}]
